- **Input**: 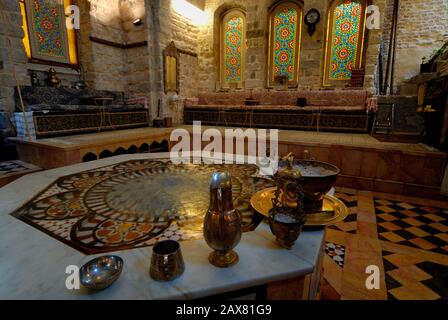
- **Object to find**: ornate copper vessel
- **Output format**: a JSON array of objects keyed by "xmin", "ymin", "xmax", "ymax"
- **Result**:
[
  {"xmin": 204, "ymin": 171, "xmax": 242, "ymax": 268},
  {"xmin": 47, "ymin": 68, "xmax": 60, "ymax": 87},
  {"xmin": 269, "ymin": 153, "xmax": 307, "ymax": 249},
  {"xmin": 277, "ymin": 153, "xmax": 340, "ymax": 213}
]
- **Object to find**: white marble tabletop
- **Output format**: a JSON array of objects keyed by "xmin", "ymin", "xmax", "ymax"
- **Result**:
[{"xmin": 0, "ymin": 153, "xmax": 325, "ymax": 300}]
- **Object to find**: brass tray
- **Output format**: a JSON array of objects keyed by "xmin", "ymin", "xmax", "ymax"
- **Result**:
[{"xmin": 250, "ymin": 187, "xmax": 349, "ymax": 227}]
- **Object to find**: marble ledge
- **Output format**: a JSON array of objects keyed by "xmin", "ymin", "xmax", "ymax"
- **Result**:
[{"xmin": 0, "ymin": 153, "xmax": 324, "ymax": 300}]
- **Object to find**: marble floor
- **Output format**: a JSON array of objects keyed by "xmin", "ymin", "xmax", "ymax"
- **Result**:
[{"xmin": 322, "ymin": 188, "xmax": 448, "ymax": 300}]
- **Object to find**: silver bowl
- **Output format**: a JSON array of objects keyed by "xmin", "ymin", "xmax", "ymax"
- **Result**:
[{"xmin": 79, "ymin": 255, "xmax": 123, "ymax": 291}]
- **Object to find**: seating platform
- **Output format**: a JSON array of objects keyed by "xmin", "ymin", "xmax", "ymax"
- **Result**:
[
  {"xmin": 8, "ymin": 126, "xmax": 447, "ymax": 199},
  {"xmin": 14, "ymin": 86, "xmax": 149, "ymax": 139},
  {"xmin": 9, "ymin": 128, "xmax": 172, "ymax": 169},
  {"xmin": 185, "ymin": 89, "xmax": 374, "ymax": 133}
]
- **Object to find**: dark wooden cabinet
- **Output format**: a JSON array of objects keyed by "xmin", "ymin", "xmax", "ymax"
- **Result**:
[{"xmin": 423, "ymin": 75, "xmax": 448, "ymax": 150}]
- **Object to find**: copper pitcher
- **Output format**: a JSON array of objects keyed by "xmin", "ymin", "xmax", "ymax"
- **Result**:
[{"xmin": 203, "ymin": 171, "xmax": 242, "ymax": 268}]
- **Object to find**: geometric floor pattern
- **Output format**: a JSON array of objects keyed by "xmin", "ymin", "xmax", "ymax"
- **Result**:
[
  {"xmin": 375, "ymin": 199, "xmax": 448, "ymax": 255},
  {"xmin": 0, "ymin": 161, "xmax": 29, "ymax": 176},
  {"xmin": 322, "ymin": 188, "xmax": 448, "ymax": 300},
  {"xmin": 11, "ymin": 159, "xmax": 274, "ymax": 254},
  {"xmin": 0, "ymin": 160, "xmax": 41, "ymax": 188},
  {"xmin": 0, "ymin": 160, "xmax": 36, "ymax": 178},
  {"xmin": 383, "ymin": 250, "xmax": 448, "ymax": 300},
  {"xmin": 325, "ymin": 242, "xmax": 346, "ymax": 268}
]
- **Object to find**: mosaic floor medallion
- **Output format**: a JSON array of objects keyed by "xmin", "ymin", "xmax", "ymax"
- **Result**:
[{"xmin": 12, "ymin": 159, "xmax": 274, "ymax": 254}]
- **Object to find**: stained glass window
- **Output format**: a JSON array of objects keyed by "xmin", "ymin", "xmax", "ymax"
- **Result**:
[
  {"xmin": 20, "ymin": 0, "xmax": 78, "ymax": 66},
  {"xmin": 220, "ymin": 9, "xmax": 246, "ymax": 88},
  {"xmin": 268, "ymin": 1, "xmax": 303, "ymax": 87},
  {"xmin": 323, "ymin": 0, "xmax": 367, "ymax": 85}
]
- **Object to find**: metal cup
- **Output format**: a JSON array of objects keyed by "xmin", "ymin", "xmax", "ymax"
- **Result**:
[{"xmin": 150, "ymin": 240, "xmax": 185, "ymax": 281}]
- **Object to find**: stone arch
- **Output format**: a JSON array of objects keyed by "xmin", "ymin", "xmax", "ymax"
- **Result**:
[
  {"xmin": 266, "ymin": 0, "xmax": 304, "ymax": 88},
  {"xmin": 150, "ymin": 141, "xmax": 162, "ymax": 153},
  {"xmin": 139, "ymin": 143, "xmax": 150, "ymax": 153},
  {"xmin": 113, "ymin": 147, "xmax": 128, "ymax": 156},
  {"xmin": 322, "ymin": 0, "xmax": 369, "ymax": 86},
  {"xmin": 82, "ymin": 152, "xmax": 97, "ymax": 163},
  {"xmin": 213, "ymin": 2, "xmax": 248, "ymax": 90},
  {"xmin": 99, "ymin": 150, "xmax": 113, "ymax": 159},
  {"xmin": 128, "ymin": 145, "xmax": 138, "ymax": 154}
]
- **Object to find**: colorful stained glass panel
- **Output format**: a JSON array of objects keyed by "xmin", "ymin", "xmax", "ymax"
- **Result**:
[
  {"xmin": 272, "ymin": 6, "xmax": 299, "ymax": 82},
  {"xmin": 224, "ymin": 16, "xmax": 244, "ymax": 83},
  {"xmin": 25, "ymin": 0, "xmax": 70, "ymax": 64},
  {"xmin": 329, "ymin": 1, "xmax": 362, "ymax": 80}
]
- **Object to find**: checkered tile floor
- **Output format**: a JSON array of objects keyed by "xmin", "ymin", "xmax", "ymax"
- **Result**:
[
  {"xmin": 327, "ymin": 192, "xmax": 358, "ymax": 234},
  {"xmin": 375, "ymin": 199, "xmax": 448, "ymax": 255},
  {"xmin": 0, "ymin": 161, "xmax": 29, "ymax": 177},
  {"xmin": 325, "ymin": 242, "xmax": 346, "ymax": 267},
  {"xmin": 383, "ymin": 250, "xmax": 448, "ymax": 300},
  {"xmin": 0, "ymin": 161, "xmax": 41, "ymax": 188},
  {"xmin": 322, "ymin": 189, "xmax": 448, "ymax": 300}
]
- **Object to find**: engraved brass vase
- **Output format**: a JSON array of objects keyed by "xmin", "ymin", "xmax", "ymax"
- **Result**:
[
  {"xmin": 203, "ymin": 171, "xmax": 242, "ymax": 268},
  {"xmin": 269, "ymin": 153, "xmax": 307, "ymax": 249}
]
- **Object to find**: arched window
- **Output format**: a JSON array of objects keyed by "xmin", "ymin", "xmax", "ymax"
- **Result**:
[
  {"xmin": 19, "ymin": 0, "xmax": 78, "ymax": 66},
  {"xmin": 220, "ymin": 9, "xmax": 246, "ymax": 89},
  {"xmin": 268, "ymin": 1, "xmax": 303, "ymax": 87},
  {"xmin": 323, "ymin": 0, "xmax": 367, "ymax": 86}
]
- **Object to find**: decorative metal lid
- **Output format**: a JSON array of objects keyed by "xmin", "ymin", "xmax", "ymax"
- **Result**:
[{"xmin": 276, "ymin": 153, "xmax": 302, "ymax": 179}]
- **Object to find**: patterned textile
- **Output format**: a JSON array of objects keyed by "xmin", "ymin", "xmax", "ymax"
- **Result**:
[
  {"xmin": 14, "ymin": 112, "xmax": 36, "ymax": 140},
  {"xmin": 184, "ymin": 97, "xmax": 200, "ymax": 108},
  {"xmin": 196, "ymin": 90, "xmax": 370, "ymax": 108},
  {"xmin": 328, "ymin": 1, "xmax": 364, "ymax": 81},
  {"xmin": 271, "ymin": 6, "xmax": 300, "ymax": 82},
  {"xmin": 14, "ymin": 110, "xmax": 149, "ymax": 140},
  {"xmin": 16, "ymin": 86, "xmax": 126, "ymax": 110},
  {"xmin": 127, "ymin": 97, "xmax": 149, "ymax": 109},
  {"xmin": 224, "ymin": 15, "xmax": 244, "ymax": 83},
  {"xmin": 184, "ymin": 108, "xmax": 370, "ymax": 133},
  {"xmin": 375, "ymin": 199, "xmax": 448, "ymax": 255},
  {"xmin": 12, "ymin": 160, "xmax": 275, "ymax": 254},
  {"xmin": 33, "ymin": 110, "xmax": 149, "ymax": 138},
  {"xmin": 24, "ymin": 0, "xmax": 70, "ymax": 64}
]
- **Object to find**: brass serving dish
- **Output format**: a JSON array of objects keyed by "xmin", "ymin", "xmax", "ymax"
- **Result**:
[
  {"xmin": 250, "ymin": 187, "xmax": 349, "ymax": 226},
  {"xmin": 79, "ymin": 255, "xmax": 123, "ymax": 291}
]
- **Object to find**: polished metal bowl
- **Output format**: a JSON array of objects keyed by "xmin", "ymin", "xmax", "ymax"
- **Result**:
[
  {"xmin": 79, "ymin": 255, "xmax": 123, "ymax": 291},
  {"xmin": 277, "ymin": 159, "xmax": 340, "ymax": 213}
]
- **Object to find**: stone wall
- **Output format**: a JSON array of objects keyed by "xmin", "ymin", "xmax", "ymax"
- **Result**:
[
  {"xmin": 82, "ymin": 0, "xmax": 126, "ymax": 92},
  {"xmin": 0, "ymin": 0, "xmax": 29, "ymax": 114},
  {"xmin": 393, "ymin": 0, "xmax": 448, "ymax": 94},
  {"xmin": 1, "ymin": 0, "xmax": 446, "ymax": 130},
  {"xmin": 121, "ymin": 0, "xmax": 151, "ymax": 96},
  {"xmin": 0, "ymin": 0, "xmax": 29, "ymax": 135},
  {"xmin": 377, "ymin": 95, "xmax": 425, "ymax": 133},
  {"xmin": 143, "ymin": 0, "xmax": 200, "ymax": 120},
  {"xmin": 196, "ymin": 0, "xmax": 386, "ymax": 92}
]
